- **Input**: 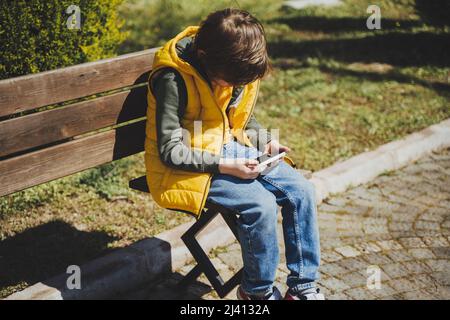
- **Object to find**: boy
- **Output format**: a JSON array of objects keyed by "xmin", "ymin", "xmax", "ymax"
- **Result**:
[{"xmin": 145, "ymin": 8, "xmax": 323, "ymax": 300}]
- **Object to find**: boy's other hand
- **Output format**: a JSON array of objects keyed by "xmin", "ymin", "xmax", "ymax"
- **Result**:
[
  {"xmin": 264, "ymin": 139, "xmax": 291, "ymax": 155},
  {"xmin": 219, "ymin": 158, "xmax": 260, "ymax": 179}
]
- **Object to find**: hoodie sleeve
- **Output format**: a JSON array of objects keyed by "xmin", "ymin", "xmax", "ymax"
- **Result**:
[
  {"xmin": 152, "ymin": 68, "xmax": 221, "ymax": 173},
  {"xmin": 230, "ymin": 87, "xmax": 272, "ymax": 152},
  {"xmin": 245, "ymin": 114, "xmax": 273, "ymax": 152}
]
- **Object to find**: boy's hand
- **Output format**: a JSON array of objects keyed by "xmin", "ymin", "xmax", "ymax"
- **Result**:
[
  {"xmin": 264, "ymin": 139, "xmax": 291, "ymax": 155},
  {"xmin": 218, "ymin": 158, "xmax": 260, "ymax": 179}
]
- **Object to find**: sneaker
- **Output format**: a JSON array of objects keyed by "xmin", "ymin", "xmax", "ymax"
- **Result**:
[
  {"xmin": 237, "ymin": 286, "xmax": 283, "ymax": 300},
  {"xmin": 284, "ymin": 288, "xmax": 325, "ymax": 300}
]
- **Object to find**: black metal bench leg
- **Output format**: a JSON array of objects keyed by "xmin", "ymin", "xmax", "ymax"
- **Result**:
[
  {"xmin": 180, "ymin": 205, "xmax": 243, "ymax": 299},
  {"xmin": 129, "ymin": 177, "xmax": 243, "ymax": 297}
]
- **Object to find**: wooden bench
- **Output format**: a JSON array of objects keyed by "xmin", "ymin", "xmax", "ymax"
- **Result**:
[{"xmin": 0, "ymin": 49, "xmax": 242, "ymax": 298}]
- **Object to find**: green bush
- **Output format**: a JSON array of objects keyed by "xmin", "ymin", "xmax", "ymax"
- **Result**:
[
  {"xmin": 119, "ymin": 0, "xmax": 284, "ymax": 53},
  {"xmin": 0, "ymin": 0, "xmax": 127, "ymax": 80}
]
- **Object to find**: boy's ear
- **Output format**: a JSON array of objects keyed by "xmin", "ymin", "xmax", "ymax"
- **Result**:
[{"xmin": 197, "ymin": 49, "xmax": 206, "ymax": 59}]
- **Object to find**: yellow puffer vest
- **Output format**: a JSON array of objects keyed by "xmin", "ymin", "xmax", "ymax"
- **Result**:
[{"xmin": 145, "ymin": 26, "xmax": 260, "ymax": 218}]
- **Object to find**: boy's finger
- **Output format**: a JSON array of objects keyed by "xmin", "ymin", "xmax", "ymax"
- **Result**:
[
  {"xmin": 246, "ymin": 172, "xmax": 260, "ymax": 179},
  {"xmin": 246, "ymin": 162, "xmax": 258, "ymax": 168},
  {"xmin": 234, "ymin": 158, "xmax": 258, "ymax": 165},
  {"xmin": 245, "ymin": 159, "xmax": 259, "ymax": 165}
]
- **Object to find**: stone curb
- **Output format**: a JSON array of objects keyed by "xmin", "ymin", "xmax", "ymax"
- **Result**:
[
  {"xmin": 311, "ymin": 118, "xmax": 450, "ymax": 203},
  {"xmin": 6, "ymin": 118, "xmax": 450, "ymax": 300}
]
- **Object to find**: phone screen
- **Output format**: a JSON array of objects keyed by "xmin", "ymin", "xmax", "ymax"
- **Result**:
[
  {"xmin": 256, "ymin": 152, "xmax": 286, "ymax": 169},
  {"xmin": 256, "ymin": 153, "xmax": 272, "ymax": 164}
]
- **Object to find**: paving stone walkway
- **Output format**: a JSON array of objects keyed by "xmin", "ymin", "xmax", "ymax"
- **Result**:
[{"xmin": 135, "ymin": 148, "xmax": 450, "ymax": 300}]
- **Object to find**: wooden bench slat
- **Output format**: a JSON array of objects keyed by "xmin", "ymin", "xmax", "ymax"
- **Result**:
[
  {"xmin": 0, "ymin": 120, "xmax": 146, "ymax": 197},
  {"xmin": 0, "ymin": 86, "xmax": 148, "ymax": 158},
  {"xmin": 0, "ymin": 48, "xmax": 157, "ymax": 117}
]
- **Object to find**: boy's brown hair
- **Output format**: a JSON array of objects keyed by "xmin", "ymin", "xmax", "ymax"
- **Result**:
[{"xmin": 193, "ymin": 8, "xmax": 272, "ymax": 86}]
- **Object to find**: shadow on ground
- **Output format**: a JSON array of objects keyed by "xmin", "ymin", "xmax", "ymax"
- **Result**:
[
  {"xmin": 0, "ymin": 220, "xmax": 117, "ymax": 297},
  {"xmin": 113, "ymin": 272, "xmax": 213, "ymax": 300},
  {"xmin": 275, "ymin": 0, "xmax": 450, "ymax": 30},
  {"xmin": 415, "ymin": 0, "xmax": 450, "ymax": 27},
  {"xmin": 268, "ymin": 32, "xmax": 450, "ymax": 68},
  {"xmin": 269, "ymin": 0, "xmax": 450, "ymax": 68},
  {"xmin": 271, "ymin": 16, "xmax": 422, "ymax": 33},
  {"xmin": 320, "ymin": 65, "xmax": 450, "ymax": 97}
]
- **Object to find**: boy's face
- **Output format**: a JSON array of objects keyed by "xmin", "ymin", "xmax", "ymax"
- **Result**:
[
  {"xmin": 211, "ymin": 78, "xmax": 233, "ymax": 87},
  {"xmin": 198, "ymin": 49, "xmax": 233, "ymax": 87},
  {"xmin": 205, "ymin": 68, "xmax": 233, "ymax": 87}
]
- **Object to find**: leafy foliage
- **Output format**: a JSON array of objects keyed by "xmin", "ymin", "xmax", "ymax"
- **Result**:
[{"xmin": 0, "ymin": 0, "xmax": 127, "ymax": 79}]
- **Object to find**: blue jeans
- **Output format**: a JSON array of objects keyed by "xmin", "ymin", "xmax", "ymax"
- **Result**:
[{"xmin": 207, "ymin": 140, "xmax": 321, "ymax": 297}]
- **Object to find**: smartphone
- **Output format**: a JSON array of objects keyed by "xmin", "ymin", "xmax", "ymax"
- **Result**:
[{"xmin": 256, "ymin": 152, "xmax": 286, "ymax": 170}]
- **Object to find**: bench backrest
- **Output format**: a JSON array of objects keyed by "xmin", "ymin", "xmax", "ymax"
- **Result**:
[{"xmin": 0, "ymin": 48, "xmax": 158, "ymax": 198}]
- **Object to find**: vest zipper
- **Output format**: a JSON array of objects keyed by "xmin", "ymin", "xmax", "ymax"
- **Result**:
[
  {"xmin": 242, "ymin": 80, "xmax": 261, "ymax": 142},
  {"xmin": 193, "ymin": 71, "xmax": 227, "ymax": 219},
  {"xmin": 240, "ymin": 81, "xmax": 296, "ymax": 168},
  {"xmin": 196, "ymin": 79, "xmax": 261, "ymax": 218}
]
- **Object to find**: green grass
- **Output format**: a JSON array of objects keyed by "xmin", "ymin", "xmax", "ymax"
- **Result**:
[
  {"xmin": 257, "ymin": 59, "xmax": 449, "ymax": 170},
  {"xmin": 1, "ymin": 0, "xmax": 449, "ymax": 298},
  {"xmin": 256, "ymin": 0, "xmax": 449, "ymax": 170},
  {"xmin": 118, "ymin": 0, "xmax": 284, "ymax": 53}
]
